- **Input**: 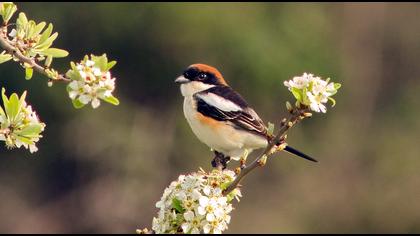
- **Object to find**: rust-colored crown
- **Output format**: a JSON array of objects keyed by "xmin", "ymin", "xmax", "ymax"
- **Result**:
[{"xmin": 189, "ymin": 63, "xmax": 227, "ymax": 85}]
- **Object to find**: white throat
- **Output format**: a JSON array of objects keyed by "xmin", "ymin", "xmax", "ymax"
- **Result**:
[{"xmin": 180, "ymin": 80, "xmax": 215, "ymax": 97}]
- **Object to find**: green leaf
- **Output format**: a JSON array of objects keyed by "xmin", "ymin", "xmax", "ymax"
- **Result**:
[
  {"xmin": 15, "ymin": 135, "xmax": 34, "ymax": 145},
  {"xmin": 220, "ymin": 181, "xmax": 233, "ymax": 191},
  {"xmin": 18, "ymin": 91, "xmax": 27, "ymax": 109},
  {"xmin": 0, "ymin": 103, "xmax": 5, "ymax": 117},
  {"xmin": 328, "ymin": 89, "xmax": 337, "ymax": 96},
  {"xmin": 94, "ymin": 54, "xmax": 108, "ymax": 71},
  {"xmin": 102, "ymin": 95, "xmax": 119, "ymax": 106},
  {"xmin": 301, "ymin": 87, "xmax": 309, "ymax": 105},
  {"xmin": 16, "ymin": 12, "xmax": 28, "ymax": 29},
  {"xmin": 0, "ymin": 101, "xmax": 6, "ymax": 123},
  {"xmin": 328, "ymin": 97, "xmax": 337, "ymax": 107},
  {"xmin": 35, "ymin": 32, "xmax": 58, "ymax": 50},
  {"xmin": 70, "ymin": 61, "xmax": 76, "ymax": 70},
  {"xmin": 25, "ymin": 67, "xmax": 33, "ymax": 80},
  {"xmin": 33, "ymin": 21, "xmax": 46, "ymax": 36},
  {"xmin": 66, "ymin": 84, "xmax": 72, "ymax": 93},
  {"xmin": 0, "ymin": 113, "xmax": 5, "ymax": 126},
  {"xmin": 7, "ymin": 93, "xmax": 20, "ymax": 122},
  {"xmin": 106, "ymin": 61, "xmax": 117, "ymax": 70},
  {"xmin": 42, "ymin": 48, "xmax": 69, "ymax": 58},
  {"xmin": 39, "ymin": 23, "xmax": 53, "ymax": 44},
  {"xmin": 1, "ymin": 88, "xmax": 9, "ymax": 125},
  {"xmin": 45, "ymin": 55, "xmax": 53, "ymax": 67},
  {"xmin": 267, "ymin": 122, "xmax": 274, "ymax": 136},
  {"xmin": 334, "ymin": 83, "xmax": 341, "ymax": 90},
  {"xmin": 26, "ymin": 20, "xmax": 37, "ymax": 39},
  {"xmin": 1, "ymin": 88, "xmax": 9, "ymax": 110},
  {"xmin": 72, "ymin": 99, "xmax": 85, "ymax": 109},
  {"xmin": 171, "ymin": 198, "xmax": 185, "ymax": 214},
  {"xmin": 291, "ymin": 87, "xmax": 302, "ymax": 102},
  {"xmin": 16, "ymin": 124, "xmax": 43, "ymax": 137},
  {"xmin": 66, "ymin": 69, "xmax": 82, "ymax": 81},
  {"xmin": 1, "ymin": 2, "xmax": 17, "ymax": 23},
  {"xmin": 226, "ymin": 191, "xmax": 238, "ymax": 203}
]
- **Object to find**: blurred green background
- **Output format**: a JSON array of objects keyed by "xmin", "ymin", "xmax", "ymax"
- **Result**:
[{"xmin": 1, "ymin": 2, "xmax": 420, "ymax": 233}]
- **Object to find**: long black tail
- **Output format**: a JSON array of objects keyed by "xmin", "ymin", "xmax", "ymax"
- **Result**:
[{"xmin": 284, "ymin": 145, "xmax": 318, "ymax": 163}]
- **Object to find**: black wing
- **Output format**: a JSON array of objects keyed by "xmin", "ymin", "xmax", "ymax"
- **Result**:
[{"xmin": 194, "ymin": 86, "xmax": 268, "ymax": 138}]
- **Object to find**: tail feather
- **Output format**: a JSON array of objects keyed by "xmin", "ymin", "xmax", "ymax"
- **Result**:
[{"xmin": 284, "ymin": 145, "xmax": 318, "ymax": 163}]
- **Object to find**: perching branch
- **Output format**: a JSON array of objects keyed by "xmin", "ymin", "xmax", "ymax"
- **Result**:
[
  {"xmin": 0, "ymin": 25, "xmax": 70, "ymax": 83},
  {"xmin": 223, "ymin": 107, "xmax": 310, "ymax": 195}
]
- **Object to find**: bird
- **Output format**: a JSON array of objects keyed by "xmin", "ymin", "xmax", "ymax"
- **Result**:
[{"xmin": 175, "ymin": 63, "xmax": 317, "ymax": 169}]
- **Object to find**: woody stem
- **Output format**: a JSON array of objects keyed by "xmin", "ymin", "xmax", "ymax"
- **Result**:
[
  {"xmin": 223, "ymin": 107, "xmax": 308, "ymax": 195},
  {"xmin": 0, "ymin": 25, "xmax": 70, "ymax": 83}
]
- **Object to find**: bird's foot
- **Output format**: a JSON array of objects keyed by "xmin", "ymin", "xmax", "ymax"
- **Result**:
[
  {"xmin": 271, "ymin": 137, "xmax": 287, "ymax": 154},
  {"xmin": 240, "ymin": 150, "xmax": 250, "ymax": 170},
  {"xmin": 212, "ymin": 151, "xmax": 231, "ymax": 170},
  {"xmin": 257, "ymin": 155, "xmax": 268, "ymax": 167}
]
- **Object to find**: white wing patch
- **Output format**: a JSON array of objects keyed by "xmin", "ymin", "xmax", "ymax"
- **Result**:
[{"xmin": 196, "ymin": 92, "xmax": 242, "ymax": 112}]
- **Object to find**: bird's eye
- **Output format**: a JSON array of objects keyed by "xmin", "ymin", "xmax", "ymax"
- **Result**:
[{"xmin": 198, "ymin": 73, "xmax": 207, "ymax": 79}]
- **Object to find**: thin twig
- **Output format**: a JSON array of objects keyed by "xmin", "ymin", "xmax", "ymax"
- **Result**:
[
  {"xmin": 0, "ymin": 26, "xmax": 70, "ymax": 83},
  {"xmin": 223, "ymin": 107, "xmax": 308, "ymax": 195}
]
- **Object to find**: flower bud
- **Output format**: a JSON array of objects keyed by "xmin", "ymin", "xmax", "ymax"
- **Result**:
[
  {"xmin": 303, "ymin": 112, "xmax": 313, "ymax": 118},
  {"xmin": 286, "ymin": 101, "xmax": 293, "ymax": 112}
]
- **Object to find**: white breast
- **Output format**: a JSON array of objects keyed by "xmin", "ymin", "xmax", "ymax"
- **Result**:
[{"xmin": 182, "ymin": 96, "xmax": 267, "ymax": 159}]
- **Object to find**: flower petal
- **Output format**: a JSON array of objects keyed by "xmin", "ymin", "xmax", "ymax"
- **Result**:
[
  {"xmin": 79, "ymin": 95, "xmax": 91, "ymax": 104},
  {"xmin": 199, "ymin": 196, "xmax": 209, "ymax": 207},
  {"xmin": 197, "ymin": 206, "xmax": 206, "ymax": 216},
  {"xmin": 206, "ymin": 213, "xmax": 215, "ymax": 222},
  {"xmin": 184, "ymin": 211, "xmax": 194, "ymax": 221}
]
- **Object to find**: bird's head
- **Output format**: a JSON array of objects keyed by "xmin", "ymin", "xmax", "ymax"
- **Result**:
[{"xmin": 175, "ymin": 64, "xmax": 227, "ymax": 97}]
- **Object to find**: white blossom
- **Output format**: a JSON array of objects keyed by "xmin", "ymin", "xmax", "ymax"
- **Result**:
[
  {"xmin": 91, "ymin": 98, "xmax": 101, "ymax": 109},
  {"xmin": 92, "ymin": 67, "xmax": 102, "ymax": 76},
  {"xmin": 284, "ymin": 73, "xmax": 312, "ymax": 90},
  {"xmin": 78, "ymin": 94, "xmax": 92, "ymax": 104},
  {"xmin": 150, "ymin": 169, "xmax": 241, "ymax": 234},
  {"xmin": 85, "ymin": 60, "xmax": 95, "ymax": 67},
  {"xmin": 67, "ymin": 57, "xmax": 117, "ymax": 109},
  {"xmin": 181, "ymin": 211, "xmax": 203, "ymax": 234},
  {"xmin": 15, "ymin": 104, "xmax": 45, "ymax": 153},
  {"xmin": 8, "ymin": 29, "xmax": 17, "ymax": 38},
  {"xmin": 284, "ymin": 73, "xmax": 340, "ymax": 113},
  {"xmin": 307, "ymin": 92, "xmax": 327, "ymax": 113},
  {"xmin": 0, "ymin": 90, "xmax": 45, "ymax": 153}
]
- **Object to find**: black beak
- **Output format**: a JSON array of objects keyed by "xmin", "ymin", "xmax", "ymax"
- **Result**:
[{"xmin": 175, "ymin": 76, "xmax": 190, "ymax": 84}]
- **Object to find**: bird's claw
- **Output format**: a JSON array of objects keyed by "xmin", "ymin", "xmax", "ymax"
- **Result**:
[
  {"xmin": 240, "ymin": 150, "xmax": 249, "ymax": 169},
  {"xmin": 257, "ymin": 155, "xmax": 268, "ymax": 166},
  {"xmin": 212, "ymin": 151, "xmax": 230, "ymax": 170}
]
